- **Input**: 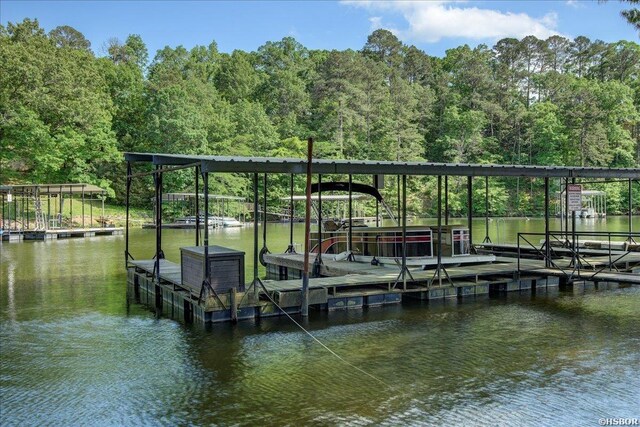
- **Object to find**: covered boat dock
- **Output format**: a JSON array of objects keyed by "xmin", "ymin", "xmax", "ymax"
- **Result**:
[
  {"xmin": 123, "ymin": 148, "xmax": 640, "ymax": 323},
  {"xmin": 0, "ymin": 183, "xmax": 123, "ymax": 241}
]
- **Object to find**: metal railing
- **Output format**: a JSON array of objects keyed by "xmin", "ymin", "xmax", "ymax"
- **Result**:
[{"xmin": 517, "ymin": 230, "xmax": 640, "ymax": 282}]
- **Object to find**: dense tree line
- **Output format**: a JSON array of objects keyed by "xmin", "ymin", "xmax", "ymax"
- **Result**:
[{"xmin": 1, "ymin": 19, "xmax": 639, "ymax": 214}]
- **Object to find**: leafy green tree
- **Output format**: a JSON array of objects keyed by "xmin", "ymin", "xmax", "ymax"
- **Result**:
[
  {"xmin": 526, "ymin": 102, "xmax": 567, "ymax": 165},
  {"xmin": 0, "ymin": 19, "xmax": 119, "ymax": 193},
  {"xmin": 49, "ymin": 25, "xmax": 91, "ymax": 51},
  {"xmin": 362, "ymin": 29, "xmax": 404, "ymax": 71},
  {"xmin": 100, "ymin": 35, "xmax": 148, "ymax": 151},
  {"xmin": 216, "ymin": 50, "xmax": 261, "ymax": 103},
  {"xmin": 231, "ymin": 99, "xmax": 278, "ymax": 153},
  {"xmin": 256, "ymin": 37, "xmax": 311, "ymax": 138},
  {"xmin": 311, "ymin": 50, "xmax": 365, "ymax": 157},
  {"xmin": 434, "ymin": 106, "xmax": 488, "ymax": 163}
]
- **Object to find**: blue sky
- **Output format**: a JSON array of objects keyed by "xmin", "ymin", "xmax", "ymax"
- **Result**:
[{"xmin": 1, "ymin": 1, "xmax": 637, "ymax": 59}]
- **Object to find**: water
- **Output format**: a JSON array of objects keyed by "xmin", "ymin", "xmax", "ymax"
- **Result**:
[{"xmin": 1, "ymin": 218, "xmax": 639, "ymax": 425}]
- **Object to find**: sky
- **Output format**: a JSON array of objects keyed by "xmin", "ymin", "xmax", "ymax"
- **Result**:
[{"xmin": 1, "ymin": 1, "xmax": 638, "ymax": 59}]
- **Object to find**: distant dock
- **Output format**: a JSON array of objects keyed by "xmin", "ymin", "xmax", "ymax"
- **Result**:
[
  {"xmin": 1, "ymin": 183, "xmax": 121, "ymax": 242},
  {"xmin": 2, "ymin": 227, "xmax": 123, "ymax": 242}
]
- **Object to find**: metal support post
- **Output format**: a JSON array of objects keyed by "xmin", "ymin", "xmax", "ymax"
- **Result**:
[
  {"xmin": 125, "ymin": 162, "xmax": 132, "ymax": 264},
  {"xmin": 286, "ymin": 174, "xmax": 295, "ymax": 253},
  {"xmin": 198, "ymin": 171, "xmax": 216, "ymax": 308},
  {"xmin": 301, "ymin": 138, "xmax": 314, "ymax": 317},
  {"xmin": 26, "ymin": 191, "xmax": 30, "ymax": 230},
  {"xmin": 483, "ymin": 176, "xmax": 491, "ymax": 243},
  {"xmin": 313, "ymin": 174, "xmax": 323, "ymax": 275},
  {"xmin": 544, "ymin": 177, "xmax": 550, "ymax": 268},
  {"xmin": 397, "ymin": 175, "xmax": 401, "ymax": 223},
  {"xmin": 47, "ymin": 187, "xmax": 51, "ymax": 228},
  {"xmin": 437, "ymin": 175, "xmax": 444, "ymax": 286},
  {"xmin": 628, "ymin": 178, "xmax": 635, "ymax": 242},
  {"xmin": 348, "ymin": 174, "xmax": 354, "ymax": 261},
  {"xmin": 467, "ymin": 176, "xmax": 473, "ymax": 251},
  {"xmin": 393, "ymin": 175, "xmax": 415, "ymax": 291},
  {"xmin": 59, "ymin": 185, "xmax": 63, "ymax": 226},
  {"xmin": 154, "ymin": 165, "xmax": 164, "ymax": 284},
  {"xmin": 195, "ymin": 166, "xmax": 200, "ymax": 246},
  {"xmin": 565, "ymin": 177, "xmax": 570, "ymax": 246},
  {"xmin": 445, "ymin": 176, "xmax": 449, "ymax": 225},
  {"xmin": 81, "ymin": 186, "xmax": 85, "ymax": 229},
  {"xmin": 571, "ymin": 177, "xmax": 577, "ymax": 271},
  {"xmin": 261, "ymin": 173, "xmax": 269, "ymax": 258},
  {"xmin": 430, "ymin": 175, "xmax": 452, "ymax": 288},
  {"xmin": 401, "ymin": 175, "xmax": 407, "ymax": 288},
  {"xmin": 252, "ymin": 173, "xmax": 261, "ymax": 300},
  {"xmin": 437, "ymin": 176, "xmax": 443, "ymax": 286}
]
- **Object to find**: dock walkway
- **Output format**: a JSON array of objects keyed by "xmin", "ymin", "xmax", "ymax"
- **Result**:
[
  {"xmin": 2, "ymin": 227, "xmax": 124, "ymax": 241},
  {"xmin": 128, "ymin": 246, "xmax": 639, "ymax": 323}
]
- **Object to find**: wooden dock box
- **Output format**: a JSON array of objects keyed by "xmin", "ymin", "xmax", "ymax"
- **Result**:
[{"xmin": 181, "ymin": 246, "xmax": 245, "ymax": 292}]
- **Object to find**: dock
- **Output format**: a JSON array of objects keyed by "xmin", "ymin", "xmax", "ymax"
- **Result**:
[
  {"xmin": 126, "ymin": 244, "xmax": 640, "ymax": 323},
  {"xmin": 122, "ymin": 151, "xmax": 639, "ymax": 324},
  {"xmin": 2, "ymin": 227, "xmax": 123, "ymax": 241},
  {"xmin": 1, "ymin": 183, "xmax": 121, "ymax": 242}
]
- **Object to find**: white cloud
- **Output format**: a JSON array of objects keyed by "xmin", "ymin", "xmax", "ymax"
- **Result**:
[
  {"xmin": 369, "ymin": 16, "xmax": 384, "ymax": 31},
  {"xmin": 565, "ymin": 0, "xmax": 584, "ymax": 9},
  {"xmin": 342, "ymin": 1, "xmax": 564, "ymax": 42}
]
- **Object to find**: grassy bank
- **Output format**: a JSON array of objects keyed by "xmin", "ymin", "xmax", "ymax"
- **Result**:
[{"xmin": 1, "ymin": 200, "xmax": 151, "ymax": 229}]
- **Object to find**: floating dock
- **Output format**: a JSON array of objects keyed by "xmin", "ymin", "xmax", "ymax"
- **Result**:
[
  {"xmin": 126, "ymin": 245, "xmax": 640, "ymax": 324},
  {"xmin": 2, "ymin": 227, "xmax": 123, "ymax": 241}
]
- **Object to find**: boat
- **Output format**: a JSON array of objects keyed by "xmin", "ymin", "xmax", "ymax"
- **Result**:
[
  {"xmin": 220, "ymin": 217, "xmax": 243, "ymax": 227},
  {"xmin": 142, "ymin": 215, "xmax": 221, "ymax": 229},
  {"xmin": 303, "ymin": 181, "xmax": 486, "ymax": 269},
  {"xmin": 579, "ymin": 208, "xmax": 595, "ymax": 219}
]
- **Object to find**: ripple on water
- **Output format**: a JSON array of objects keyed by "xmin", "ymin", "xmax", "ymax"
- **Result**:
[
  {"xmin": 0, "ymin": 314, "xmax": 215, "ymax": 426},
  {"xmin": 2, "ymin": 231, "xmax": 640, "ymax": 425}
]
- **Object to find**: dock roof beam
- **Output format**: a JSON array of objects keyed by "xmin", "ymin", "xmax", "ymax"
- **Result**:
[{"xmin": 124, "ymin": 152, "xmax": 640, "ymax": 179}]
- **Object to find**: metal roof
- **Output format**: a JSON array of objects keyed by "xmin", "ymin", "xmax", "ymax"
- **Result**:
[
  {"xmin": 281, "ymin": 194, "xmax": 367, "ymax": 201},
  {"xmin": 162, "ymin": 193, "xmax": 245, "ymax": 201},
  {"xmin": 0, "ymin": 183, "xmax": 106, "ymax": 196},
  {"xmin": 124, "ymin": 152, "xmax": 640, "ymax": 179}
]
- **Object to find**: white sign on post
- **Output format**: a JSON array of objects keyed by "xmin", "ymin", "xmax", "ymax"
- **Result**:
[{"xmin": 567, "ymin": 184, "xmax": 582, "ymax": 211}]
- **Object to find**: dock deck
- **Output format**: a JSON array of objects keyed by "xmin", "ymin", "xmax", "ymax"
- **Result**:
[
  {"xmin": 126, "ymin": 242, "xmax": 640, "ymax": 323},
  {"xmin": 2, "ymin": 227, "xmax": 124, "ymax": 241}
]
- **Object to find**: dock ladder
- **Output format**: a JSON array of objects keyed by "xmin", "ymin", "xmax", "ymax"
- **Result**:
[{"xmin": 33, "ymin": 188, "xmax": 47, "ymax": 231}]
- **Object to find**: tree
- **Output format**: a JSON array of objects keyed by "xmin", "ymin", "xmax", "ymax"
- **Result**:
[
  {"xmin": 100, "ymin": 35, "xmax": 148, "ymax": 152},
  {"xmin": 49, "ymin": 25, "xmax": 91, "ymax": 51},
  {"xmin": 362, "ymin": 29, "xmax": 404, "ymax": 71},
  {"xmin": 231, "ymin": 99, "xmax": 278, "ymax": 153},
  {"xmin": 312, "ymin": 50, "xmax": 367, "ymax": 157},
  {"xmin": 434, "ymin": 106, "xmax": 487, "ymax": 163},
  {"xmin": 546, "ymin": 35, "xmax": 570, "ymax": 73},
  {"xmin": 216, "ymin": 50, "xmax": 261, "ymax": 103},
  {"xmin": 526, "ymin": 102, "xmax": 567, "ymax": 165},
  {"xmin": 0, "ymin": 19, "xmax": 119, "ymax": 193},
  {"xmin": 256, "ymin": 37, "xmax": 311, "ymax": 138}
]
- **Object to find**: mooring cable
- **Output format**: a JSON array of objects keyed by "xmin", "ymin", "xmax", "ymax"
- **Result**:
[{"xmin": 255, "ymin": 280, "xmax": 391, "ymax": 389}]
